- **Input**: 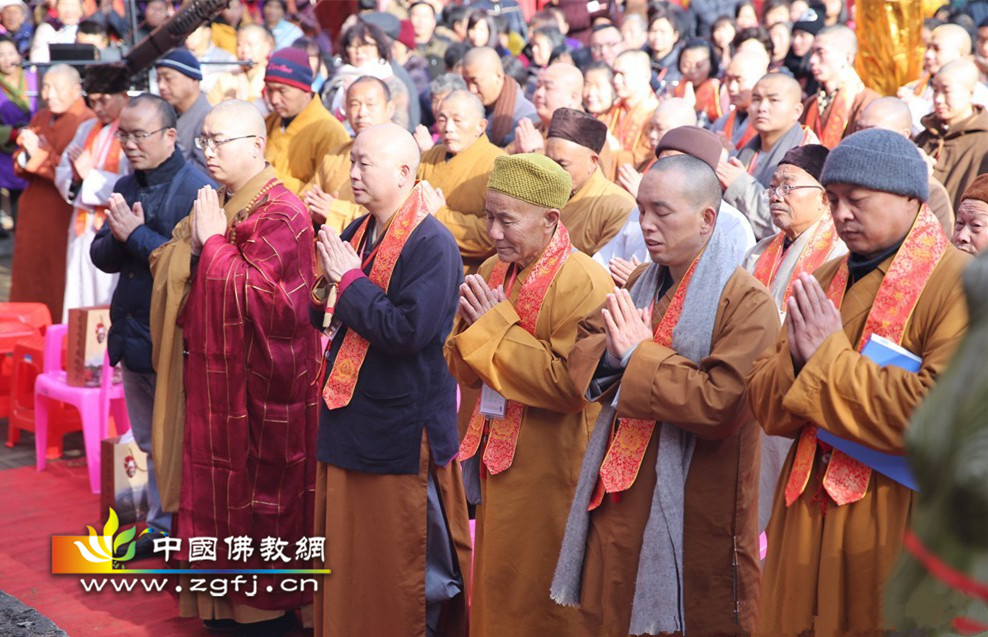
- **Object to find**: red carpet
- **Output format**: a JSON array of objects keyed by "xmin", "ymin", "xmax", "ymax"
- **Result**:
[{"xmin": 0, "ymin": 462, "xmax": 307, "ymax": 636}]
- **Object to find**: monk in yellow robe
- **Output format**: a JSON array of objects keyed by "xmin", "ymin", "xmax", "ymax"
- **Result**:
[
  {"xmin": 262, "ymin": 47, "xmax": 348, "ymax": 194},
  {"xmin": 545, "ymin": 108, "xmax": 635, "ymax": 255},
  {"xmin": 418, "ymin": 89, "xmax": 505, "ymax": 273},
  {"xmin": 301, "ymin": 76, "xmax": 394, "ymax": 233},
  {"xmin": 445, "ymin": 153, "xmax": 611, "ymax": 637},
  {"xmin": 601, "ymin": 50, "xmax": 659, "ymax": 169},
  {"xmin": 552, "ymin": 155, "xmax": 779, "ymax": 636},
  {"xmin": 746, "ymin": 129, "xmax": 970, "ymax": 636},
  {"xmin": 207, "ymin": 24, "xmax": 272, "ymax": 107}
]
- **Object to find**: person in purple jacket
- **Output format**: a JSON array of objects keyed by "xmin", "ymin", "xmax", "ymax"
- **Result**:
[{"xmin": 0, "ymin": 33, "xmax": 34, "ymax": 235}]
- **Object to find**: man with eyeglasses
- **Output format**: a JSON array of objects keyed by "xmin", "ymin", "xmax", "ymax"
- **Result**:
[
  {"xmin": 263, "ymin": 47, "xmax": 349, "ymax": 194},
  {"xmin": 54, "ymin": 64, "xmax": 130, "ymax": 319},
  {"xmin": 588, "ymin": 23, "xmax": 625, "ymax": 67},
  {"xmin": 90, "ymin": 93, "xmax": 214, "ymax": 562},
  {"xmin": 742, "ymin": 144, "xmax": 846, "ymax": 536},
  {"xmin": 150, "ymin": 99, "xmax": 320, "ymax": 636}
]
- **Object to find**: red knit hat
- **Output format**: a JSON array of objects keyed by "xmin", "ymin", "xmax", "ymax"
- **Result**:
[
  {"xmin": 398, "ymin": 20, "xmax": 417, "ymax": 50},
  {"xmin": 264, "ymin": 47, "xmax": 313, "ymax": 92}
]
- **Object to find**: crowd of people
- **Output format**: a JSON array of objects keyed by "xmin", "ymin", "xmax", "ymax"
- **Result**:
[{"xmin": 4, "ymin": 0, "xmax": 988, "ymax": 635}]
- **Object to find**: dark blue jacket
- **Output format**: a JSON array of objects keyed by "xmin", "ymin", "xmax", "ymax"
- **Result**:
[
  {"xmin": 90, "ymin": 149, "xmax": 215, "ymax": 373},
  {"xmin": 312, "ymin": 212, "xmax": 464, "ymax": 475}
]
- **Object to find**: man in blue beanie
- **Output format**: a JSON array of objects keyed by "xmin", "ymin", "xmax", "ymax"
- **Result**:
[
  {"xmin": 747, "ymin": 127, "xmax": 972, "ymax": 634},
  {"xmin": 155, "ymin": 48, "xmax": 210, "ymax": 172}
]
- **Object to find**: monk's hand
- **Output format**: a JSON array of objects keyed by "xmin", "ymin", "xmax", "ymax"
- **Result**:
[
  {"xmin": 715, "ymin": 156, "xmax": 745, "ymax": 190},
  {"xmin": 515, "ymin": 118, "xmax": 544, "ymax": 154},
  {"xmin": 413, "ymin": 124, "xmax": 435, "ymax": 152},
  {"xmin": 317, "ymin": 225, "xmax": 361, "ymax": 284},
  {"xmin": 106, "ymin": 193, "xmax": 144, "ymax": 242},
  {"xmin": 601, "ymin": 287, "xmax": 652, "ymax": 361},
  {"xmin": 421, "ymin": 181, "xmax": 446, "ymax": 216},
  {"xmin": 608, "ymin": 256, "xmax": 641, "ymax": 287},
  {"xmin": 193, "ymin": 186, "xmax": 225, "ymax": 250},
  {"xmin": 71, "ymin": 147, "xmax": 94, "ymax": 181},
  {"xmin": 18, "ymin": 128, "xmax": 39, "ymax": 156},
  {"xmin": 616, "ymin": 163, "xmax": 642, "ymax": 197},
  {"xmin": 458, "ymin": 274, "xmax": 504, "ymax": 326},
  {"xmin": 304, "ymin": 185, "xmax": 334, "ymax": 226},
  {"xmin": 787, "ymin": 273, "xmax": 842, "ymax": 368}
]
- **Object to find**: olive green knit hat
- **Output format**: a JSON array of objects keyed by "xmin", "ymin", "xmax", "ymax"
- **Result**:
[{"xmin": 486, "ymin": 153, "xmax": 572, "ymax": 210}]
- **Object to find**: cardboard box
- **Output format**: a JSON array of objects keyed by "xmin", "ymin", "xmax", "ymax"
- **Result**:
[
  {"xmin": 100, "ymin": 435, "xmax": 149, "ymax": 526},
  {"xmin": 67, "ymin": 305, "xmax": 111, "ymax": 387}
]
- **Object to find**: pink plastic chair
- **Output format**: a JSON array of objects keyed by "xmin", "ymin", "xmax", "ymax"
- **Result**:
[{"xmin": 34, "ymin": 324, "xmax": 130, "ymax": 493}]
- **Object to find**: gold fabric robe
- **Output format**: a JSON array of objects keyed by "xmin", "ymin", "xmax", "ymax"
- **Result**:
[
  {"xmin": 561, "ymin": 168, "xmax": 635, "ymax": 255},
  {"xmin": 206, "ymin": 63, "xmax": 267, "ymax": 106},
  {"xmin": 300, "ymin": 139, "xmax": 365, "ymax": 234},
  {"xmin": 601, "ymin": 93, "xmax": 659, "ymax": 170},
  {"xmin": 444, "ymin": 248, "xmax": 613, "ymax": 637},
  {"xmin": 746, "ymin": 246, "xmax": 970, "ymax": 636},
  {"xmin": 567, "ymin": 266, "xmax": 779, "ymax": 636},
  {"xmin": 417, "ymin": 134, "xmax": 505, "ymax": 273},
  {"xmin": 264, "ymin": 97, "xmax": 349, "ymax": 194}
]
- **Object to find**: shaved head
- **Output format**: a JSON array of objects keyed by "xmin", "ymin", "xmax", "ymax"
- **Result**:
[
  {"xmin": 816, "ymin": 24, "xmax": 857, "ymax": 58},
  {"xmin": 441, "ymin": 88, "xmax": 485, "ymax": 119},
  {"xmin": 856, "ymin": 97, "xmax": 912, "ymax": 136},
  {"xmin": 724, "ymin": 49, "xmax": 770, "ymax": 110},
  {"xmin": 754, "ymin": 73, "xmax": 803, "ymax": 102},
  {"xmin": 933, "ymin": 59, "xmax": 979, "ymax": 125},
  {"xmin": 933, "ymin": 23, "xmax": 972, "ymax": 55},
  {"xmin": 924, "ymin": 24, "xmax": 974, "ymax": 75},
  {"xmin": 437, "ymin": 89, "xmax": 486, "ymax": 154},
  {"xmin": 461, "ymin": 46, "xmax": 505, "ymax": 106},
  {"xmin": 200, "ymin": 100, "xmax": 267, "ymax": 190},
  {"xmin": 614, "ymin": 48, "xmax": 651, "ymax": 75},
  {"xmin": 750, "ymin": 73, "xmax": 804, "ymax": 134},
  {"xmin": 937, "ymin": 58, "xmax": 980, "ymax": 89},
  {"xmin": 208, "ymin": 99, "xmax": 267, "ymax": 137},
  {"xmin": 613, "ymin": 49, "xmax": 652, "ymax": 101},
  {"xmin": 462, "ymin": 46, "xmax": 502, "ymax": 72},
  {"xmin": 646, "ymin": 98, "xmax": 697, "ymax": 151},
  {"xmin": 533, "ymin": 63, "xmax": 584, "ymax": 124},
  {"xmin": 346, "ymin": 75, "xmax": 394, "ymax": 133},
  {"xmin": 44, "ymin": 63, "xmax": 81, "ymax": 86},
  {"xmin": 350, "ymin": 123, "xmax": 421, "ymax": 216}
]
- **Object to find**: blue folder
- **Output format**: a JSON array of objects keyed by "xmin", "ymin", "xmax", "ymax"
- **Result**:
[{"xmin": 815, "ymin": 334, "xmax": 921, "ymax": 491}]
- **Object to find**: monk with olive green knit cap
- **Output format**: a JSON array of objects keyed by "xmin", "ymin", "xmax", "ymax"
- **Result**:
[{"xmin": 444, "ymin": 153, "xmax": 612, "ymax": 637}]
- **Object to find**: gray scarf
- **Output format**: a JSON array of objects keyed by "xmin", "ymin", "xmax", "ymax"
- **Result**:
[
  {"xmin": 735, "ymin": 121, "xmax": 807, "ymax": 187},
  {"xmin": 551, "ymin": 217, "xmax": 736, "ymax": 635}
]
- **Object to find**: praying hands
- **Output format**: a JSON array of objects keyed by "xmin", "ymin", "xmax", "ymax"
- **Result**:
[
  {"xmin": 786, "ymin": 272, "xmax": 844, "ymax": 369},
  {"xmin": 457, "ymin": 274, "xmax": 506, "ymax": 326},
  {"xmin": 601, "ymin": 287, "xmax": 652, "ymax": 361},
  {"xmin": 316, "ymin": 225, "xmax": 361, "ymax": 284}
]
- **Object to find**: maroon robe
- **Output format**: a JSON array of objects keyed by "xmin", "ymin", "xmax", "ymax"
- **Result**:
[{"xmin": 175, "ymin": 169, "xmax": 320, "ymax": 610}]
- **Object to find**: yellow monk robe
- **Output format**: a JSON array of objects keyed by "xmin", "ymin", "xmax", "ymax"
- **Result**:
[
  {"xmin": 300, "ymin": 139, "xmax": 365, "ymax": 234},
  {"xmin": 561, "ymin": 167, "xmax": 635, "ymax": 255},
  {"xmin": 265, "ymin": 97, "xmax": 349, "ymax": 194},
  {"xmin": 566, "ymin": 265, "xmax": 779, "ymax": 637},
  {"xmin": 207, "ymin": 63, "xmax": 267, "ymax": 106},
  {"xmin": 746, "ymin": 235, "xmax": 970, "ymax": 636},
  {"xmin": 417, "ymin": 133, "xmax": 505, "ymax": 273},
  {"xmin": 601, "ymin": 92, "xmax": 659, "ymax": 171},
  {"xmin": 444, "ymin": 231, "xmax": 613, "ymax": 637}
]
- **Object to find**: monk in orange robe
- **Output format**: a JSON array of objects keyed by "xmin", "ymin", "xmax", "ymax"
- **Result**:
[
  {"xmin": 747, "ymin": 129, "xmax": 970, "ymax": 636},
  {"xmin": 9, "ymin": 64, "xmax": 94, "ymax": 321},
  {"xmin": 552, "ymin": 155, "xmax": 779, "ymax": 636},
  {"xmin": 602, "ymin": 50, "xmax": 659, "ymax": 170}
]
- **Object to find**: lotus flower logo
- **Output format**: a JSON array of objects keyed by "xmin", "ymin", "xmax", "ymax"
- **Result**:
[{"xmin": 73, "ymin": 508, "xmax": 144, "ymax": 567}]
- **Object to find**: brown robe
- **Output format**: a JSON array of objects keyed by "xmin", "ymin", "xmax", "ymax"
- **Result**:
[
  {"xmin": 561, "ymin": 168, "xmax": 635, "ymax": 255},
  {"xmin": 914, "ymin": 106, "xmax": 988, "ymax": 211},
  {"xmin": 568, "ymin": 266, "xmax": 780, "ymax": 636},
  {"xmin": 746, "ymin": 246, "xmax": 970, "ymax": 636},
  {"xmin": 9, "ymin": 98, "xmax": 95, "ymax": 320},
  {"xmin": 417, "ymin": 134, "xmax": 505, "ymax": 273},
  {"xmin": 444, "ymin": 248, "xmax": 613, "ymax": 637}
]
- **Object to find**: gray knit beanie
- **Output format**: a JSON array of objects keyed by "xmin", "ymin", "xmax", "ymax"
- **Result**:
[{"xmin": 820, "ymin": 129, "xmax": 929, "ymax": 202}]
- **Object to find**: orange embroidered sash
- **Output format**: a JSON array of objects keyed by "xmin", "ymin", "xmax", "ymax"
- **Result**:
[
  {"xmin": 73, "ymin": 120, "xmax": 122, "ymax": 237},
  {"xmin": 723, "ymin": 109, "xmax": 757, "ymax": 150},
  {"xmin": 604, "ymin": 92, "xmax": 659, "ymax": 153},
  {"xmin": 674, "ymin": 78, "xmax": 723, "ymax": 122},
  {"xmin": 783, "ymin": 205, "xmax": 947, "ymax": 507},
  {"xmin": 804, "ymin": 75, "xmax": 864, "ymax": 149},
  {"xmin": 322, "ymin": 184, "xmax": 431, "ymax": 410},
  {"xmin": 752, "ymin": 213, "xmax": 838, "ymax": 309},
  {"xmin": 457, "ymin": 224, "xmax": 574, "ymax": 475},
  {"xmin": 587, "ymin": 256, "xmax": 701, "ymax": 510}
]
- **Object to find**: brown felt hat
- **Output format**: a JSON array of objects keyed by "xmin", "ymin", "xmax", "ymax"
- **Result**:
[
  {"xmin": 546, "ymin": 107, "xmax": 607, "ymax": 154},
  {"xmin": 654, "ymin": 126, "xmax": 722, "ymax": 171},
  {"xmin": 962, "ymin": 174, "xmax": 988, "ymax": 205}
]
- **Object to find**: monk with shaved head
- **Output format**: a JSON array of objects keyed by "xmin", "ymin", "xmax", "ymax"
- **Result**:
[
  {"xmin": 898, "ymin": 23, "xmax": 988, "ymax": 133},
  {"xmin": 418, "ymin": 89, "xmax": 506, "ymax": 273},
  {"xmin": 856, "ymin": 97, "xmax": 956, "ymax": 235},
  {"xmin": 711, "ymin": 48, "xmax": 770, "ymax": 150},
  {"xmin": 604, "ymin": 48, "xmax": 659, "ymax": 168},
  {"xmin": 302, "ymin": 76, "xmax": 395, "ymax": 232},
  {"xmin": 312, "ymin": 122, "xmax": 471, "ymax": 637},
  {"xmin": 461, "ymin": 46, "xmax": 537, "ymax": 147},
  {"xmin": 915, "ymin": 58, "xmax": 988, "ymax": 209},
  {"xmin": 803, "ymin": 24, "xmax": 879, "ymax": 147},
  {"xmin": 149, "ymin": 98, "xmax": 321, "ymax": 634},
  {"xmin": 718, "ymin": 73, "xmax": 820, "ymax": 239},
  {"xmin": 511, "ymin": 62, "xmax": 585, "ymax": 155}
]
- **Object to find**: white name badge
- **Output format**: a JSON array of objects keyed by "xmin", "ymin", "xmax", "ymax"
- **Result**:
[
  {"xmin": 587, "ymin": 0, "xmax": 601, "ymax": 12},
  {"xmin": 479, "ymin": 384, "xmax": 506, "ymax": 418}
]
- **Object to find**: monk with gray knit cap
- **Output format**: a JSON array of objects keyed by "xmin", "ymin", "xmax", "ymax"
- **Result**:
[
  {"xmin": 552, "ymin": 153, "xmax": 778, "ymax": 636},
  {"xmin": 747, "ymin": 127, "xmax": 971, "ymax": 634},
  {"xmin": 445, "ymin": 153, "xmax": 613, "ymax": 637}
]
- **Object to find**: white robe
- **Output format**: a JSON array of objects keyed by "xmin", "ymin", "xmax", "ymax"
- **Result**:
[{"xmin": 54, "ymin": 119, "xmax": 131, "ymax": 321}]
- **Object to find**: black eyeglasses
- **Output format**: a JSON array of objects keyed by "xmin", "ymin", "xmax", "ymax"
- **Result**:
[
  {"xmin": 194, "ymin": 134, "xmax": 257, "ymax": 151},
  {"xmin": 115, "ymin": 127, "xmax": 170, "ymax": 144}
]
